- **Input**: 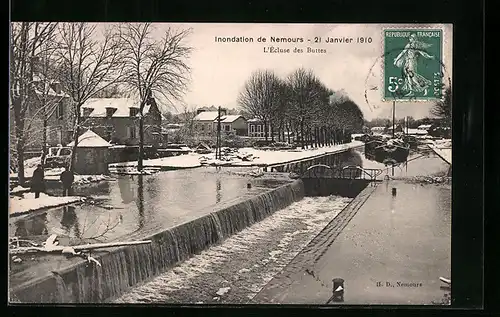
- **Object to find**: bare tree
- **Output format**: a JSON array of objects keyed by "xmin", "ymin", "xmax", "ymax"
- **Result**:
[
  {"xmin": 430, "ymin": 87, "xmax": 452, "ymax": 126},
  {"xmin": 29, "ymin": 38, "xmax": 70, "ymax": 164},
  {"xmin": 93, "ymin": 85, "xmax": 125, "ymax": 98},
  {"xmin": 10, "ymin": 22, "xmax": 58, "ymax": 185},
  {"xmin": 286, "ymin": 68, "xmax": 324, "ymax": 149},
  {"xmin": 54, "ymin": 23, "xmax": 123, "ymax": 173},
  {"xmin": 237, "ymin": 69, "xmax": 282, "ymax": 141},
  {"xmin": 119, "ymin": 23, "xmax": 192, "ymax": 171}
]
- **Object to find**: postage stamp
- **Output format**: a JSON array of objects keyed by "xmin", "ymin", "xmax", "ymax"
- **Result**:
[{"xmin": 383, "ymin": 29, "xmax": 443, "ymax": 101}]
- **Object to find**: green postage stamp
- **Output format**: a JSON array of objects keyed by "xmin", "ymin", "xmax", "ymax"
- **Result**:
[{"xmin": 383, "ymin": 29, "xmax": 443, "ymax": 101}]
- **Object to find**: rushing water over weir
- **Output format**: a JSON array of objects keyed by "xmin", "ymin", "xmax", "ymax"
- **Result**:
[{"xmin": 11, "ymin": 180, "xmax": 305, "ymax": 303}]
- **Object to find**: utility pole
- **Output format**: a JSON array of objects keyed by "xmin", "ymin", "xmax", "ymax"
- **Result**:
[
  {"xmin": 216, "ymin": 106, "xmax": 222, "ymax": 160},
  {"xmin": 392, "ymin": 100, "xmax": 395, "ymax": 139}
]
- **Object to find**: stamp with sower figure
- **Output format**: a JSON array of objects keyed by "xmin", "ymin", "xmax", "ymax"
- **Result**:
[{"xmin": 383, "ymin": 29, "xmax": 443, "ymax": 101}]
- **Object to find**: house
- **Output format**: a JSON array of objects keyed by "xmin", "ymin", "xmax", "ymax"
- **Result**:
[
  {"xmin": 193, "ymin": 108, "xmax": 227, "ymax": 136},
  {"xmin": 68, "ymin": 129, "xmax": 111, "ymax": 175},
  {"xmin": 247, "ymin": 118, "xmax": 272, "ymax": 138},
  {"xmin": 405, "ymin": 128, "xmax": 428, "ymax": 136},
  {"xmin": 417, "ymin": 124, "xmax": 433, "ymax": 131},
  {"xmin": 10, "ymin": 73, "xmax": 73, "ymax": 152},
  {"xmin": 385, "ymin": 124, "xmax": 404, "ymax": 135},
  {"xmin": 370, "ymin": 126, "xmax": 386, "ymax": 135},
  {"xmin": 79, "ymin": 97, "xmax": 162, "ymax": 147},
  {"xmin": 216, "ymin": 115, "xmax": 247, "ymax": 136}
]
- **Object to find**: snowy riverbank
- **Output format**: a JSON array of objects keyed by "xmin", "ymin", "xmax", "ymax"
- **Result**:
[
  {"xmin": 111, "ymin": 141, "xmax": 364, "ymax": 170},
  {"xmin": 428, "ymin": 139, "xmax": 452, "ymax": 165},
  {"xmin": 233, "ymin": 141, "xmax": 364, "ymax": 166},
  {"xmin": 9, "ymin": 192, "xmax": 85, "ymax": 217},
  {"xmin": 108, "ymin": 153, "xmax": 203, "ymax": 170}
]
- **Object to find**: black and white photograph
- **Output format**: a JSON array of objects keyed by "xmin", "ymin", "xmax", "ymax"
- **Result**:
[{"xmin": 9, "ymin": 22, "xmax": 453, "ymax": 305}]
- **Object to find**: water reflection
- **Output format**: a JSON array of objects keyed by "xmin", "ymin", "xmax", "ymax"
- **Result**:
[
  {"xmin": 61, "ymin": 206, "xmax": 81, "ymax": 238},
  {"xmin": 216, "ymin": 178, "xmax": 222, "ymax": 203},
  {"xmin": 11, "ymin": 168, "xmax": 271, "ymax": 242},
  {"xmin": 118, "ymin": 176, "xmax": 135, "ymax": 204},
  {"xmin": 14, "ymin": 213, "xmax": 49, "ymax": 237}
]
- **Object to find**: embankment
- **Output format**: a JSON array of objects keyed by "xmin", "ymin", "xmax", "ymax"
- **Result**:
[{"xmin": 10, "ymin": 179, "xmax": 305, "ymax": 303}]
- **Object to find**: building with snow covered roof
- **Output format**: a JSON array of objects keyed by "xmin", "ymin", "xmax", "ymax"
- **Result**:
[
  {"xmin": 68, "ymin": 129, "xmax": 111, "ymax": 175},
  {"xmin": 192, "ymin": 107, "xmax": 247, "ymax": 137},
  {"xmin": 215, "ymin": 115, "xmax": 248, "ymax": 136},
  {"xmin": 79, "ymin": 97, "xmax": 162, "ymax": 147},
  {"xmin": 193, "ymin": 108, "xmax": 226, "ymax": 137},
  {"xmin": 10, "ymin": 70, "xmax": 73, "ymax": 152}
]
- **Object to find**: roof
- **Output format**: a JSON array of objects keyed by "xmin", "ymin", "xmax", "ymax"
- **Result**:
[
  {"xmin": 418, "ymin": 124, "xmax": 433, "ymax": 129},
  {"xmin": 406, "ymin": 128, "xmax": 428, "ymax": 135},
  {"xmin": 67, "ymin": 129, "xmax": 111, "ymax": 148},
  {"xmin": 216, "ymin": 115, "xmax": 245, "ymax": 123},
  {"xmin": 194, "ymin": 111, "xmax": 220, "ymax": 121},
  {"xmin": 81, "ymin": 98, "xmax": 151, "ymax": 118},
  {"xmin": 247, "ymin": 118, "xmax": 261, "ymax": 123}
]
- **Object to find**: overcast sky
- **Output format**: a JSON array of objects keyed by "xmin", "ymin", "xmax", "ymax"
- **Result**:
[{"xmin": 98, "ymin": 23, "xmax": 453, "ymax": 120}]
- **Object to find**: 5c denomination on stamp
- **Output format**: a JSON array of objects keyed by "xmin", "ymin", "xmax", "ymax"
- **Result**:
[{"xmin": 383, "ymin": 29, "xmax": 443, "ymax": 101}]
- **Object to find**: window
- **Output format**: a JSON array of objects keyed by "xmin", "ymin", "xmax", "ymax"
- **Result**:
[
  {"xmin": 106, "ymin": 108, "xmax": 114, "ymax": 118},
  {"xmin": 105, "ymin": 126, "xmax": 113, "ymax": 141},
  {"xmin": 129, "ymin": 107, "xmax": 139, "ymax": 117},
  {"xmin": 256, "ymin": 125, "xmax": 261, "ymax": 133},
  {"xmin": 129, "ymin": 126, "xmax": 137, "ymax": 139},
  {"xmin": 250, "ymin": 125, "xmax": 255, "ymax": 133},
  {"xmin": 56, "ymin": 102, "xmax": 64, "ymax": 120},
  {"xmin": 225, "ymin": 125, "xmax": 230, "ymax": 132}
]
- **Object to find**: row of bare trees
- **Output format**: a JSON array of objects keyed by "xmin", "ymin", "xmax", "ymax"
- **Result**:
[
  {"xmin": 237, "ymin": 69, "xmax": 364, "ymax": 149},
  {"xmin": 10, "ymin": 22, "xmax": 192, "ymax": 184}
]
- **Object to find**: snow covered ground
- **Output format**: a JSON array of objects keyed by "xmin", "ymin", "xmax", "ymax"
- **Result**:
[
  {"xmin": 9, "ymin": 192, "xmax": 85, "ymax": 217},
  {"xmin": 109, "ymin": 153, "xmax": 203, "ymax": 169},
  {"xmin": 428, "ymin": 139, "xmax": 452, "ymax": 165},
  {"xmin": 224, "ymin": 141, "xmax": 364, "ymax": 166},
  {"xmin": 109, "ymin": 142, "xmax": 363, "ymax": 169}
]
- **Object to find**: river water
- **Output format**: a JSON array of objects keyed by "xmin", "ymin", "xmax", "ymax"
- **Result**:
[
  {"xmin": 9, "ymin": 167, "xmax": 283, "ymax": 243},
  {"xmin": 113, "ymin": 150, "xmax": 451, "ymax": 304}
]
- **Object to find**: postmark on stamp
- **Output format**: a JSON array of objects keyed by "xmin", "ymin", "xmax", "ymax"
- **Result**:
[{"xmin": 383, "ymin": 29, "xmax": 443, "ymax": 101}]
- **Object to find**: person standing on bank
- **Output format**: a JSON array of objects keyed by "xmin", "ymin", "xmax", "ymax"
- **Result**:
[
  {"xmin": 31, "ymin": 164, "xmax": 46, "ymax": 199},
  {"xmin": 60, "ymin": 167, "xmax": 75, "ymax": 196}
]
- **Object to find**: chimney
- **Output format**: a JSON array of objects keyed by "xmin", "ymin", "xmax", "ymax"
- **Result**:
[
  {"xmin": 129, "ymin": 107, "xmax": 139, "ymax": 117},
  {"xmin": 82, "ymin": 107, "xmax": 93, "ymax": 117},
  {"xmin": 105, "ymin": 107, "xmax": 116, "ymax": 118},
  {"xmin": 50, "ymin": 81, "xmax": 62, "ymax": 94},
  {"xmin": 220, "ymin": 108, "xmax": 227, "ymax": 116},
  {"xmin": 197, "ymin": 108, "xmax": 206, "ymax": 115}
]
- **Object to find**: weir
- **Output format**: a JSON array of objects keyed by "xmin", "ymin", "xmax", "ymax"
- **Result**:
[
  {"xmin": 10, "ymin": 147, "xmax": 371, "ymax": 304},
  {"xmin": 10, "ymin": 180, "xmax": 305, "ymax": 303}
]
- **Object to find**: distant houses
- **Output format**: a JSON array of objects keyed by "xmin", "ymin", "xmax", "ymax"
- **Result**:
[
  {"xmin": 193, "ymin": 107, "xmax": 248, "ymax": 137},
  {"xmin": 247, "ymin": 118, "xmax": 272, "ymax": 138},
  {"xmin": 79, "ymin": 97, "xmax": 162, "ymax": 147}
]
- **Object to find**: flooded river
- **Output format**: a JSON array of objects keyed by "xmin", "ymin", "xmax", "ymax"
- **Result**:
[
  {"xmin": 9, "ymin": 167, "xmax": 281, "ymax": 242},
  {"xmin": 113, "ymin": 151, "xmax": 451, "ymax": 304}
]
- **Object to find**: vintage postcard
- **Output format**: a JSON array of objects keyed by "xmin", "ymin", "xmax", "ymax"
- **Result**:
[{"xmin": 9, "ymin": 23, "xmax": 452, "ymax": 305}]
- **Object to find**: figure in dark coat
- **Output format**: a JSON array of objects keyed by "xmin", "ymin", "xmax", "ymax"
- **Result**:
[
  {"xmin": 60, "ymin": 167, "xmax": 75, "ymax": 196},
  {"xmin": 30, "ymin": 164, "xmax": 46, "ymax": 199}
]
